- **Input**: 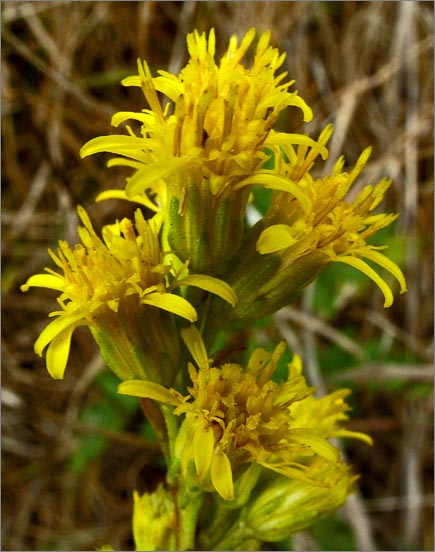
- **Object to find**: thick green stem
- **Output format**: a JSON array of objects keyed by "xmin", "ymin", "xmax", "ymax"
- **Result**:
[
  {"xmin": 176, "ymin": 485, "xmax": 203, "ymax": 550},
  {"xmin": 197, "ymin": 504, "xmax": 238, "ymax": 550},
  {"xmin": 161, "ymin": 404, "xmax": 180, "ymax": 463}
]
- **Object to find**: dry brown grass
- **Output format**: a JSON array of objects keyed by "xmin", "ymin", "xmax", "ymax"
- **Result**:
[{"xmin": 2, "ymin": 2, "xmax": 434, "ymax": 550}]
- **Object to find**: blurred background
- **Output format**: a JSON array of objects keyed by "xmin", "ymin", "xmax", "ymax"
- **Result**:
[{"xmin": 2, "ymin": 2, "xmax": 433, "ymax": 550}]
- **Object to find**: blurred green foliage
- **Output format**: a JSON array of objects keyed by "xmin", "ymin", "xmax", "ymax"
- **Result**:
[{"xmin": 67, "ymin": 372, "xmax": 141, "ymax": 474}]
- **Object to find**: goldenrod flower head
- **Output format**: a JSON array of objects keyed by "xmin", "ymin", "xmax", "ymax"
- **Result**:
[
  {"xmin": 80, "ymin": 28, "xmax": 327, "ymax": 274},
  {"xmin": 80, "ymin": 28, "xmax": 322, "ymax": 200},
  {"xmin": 259, "ymin": 146, "xmax": 407, "ymax": 303},
  {"xmin": 228, "ymin": 141, "xmax": 407, "ymax": 319},
  {"xmin": 119, "ymin": 326, "xmax": 370, "ymax": 501},
  {"xmin": 132, "ymin": 485, "xmax": 177, "ymax": 551},
  {"xmin": 21, "ymin": 207, "xmax": 236, "ymax": 381}
]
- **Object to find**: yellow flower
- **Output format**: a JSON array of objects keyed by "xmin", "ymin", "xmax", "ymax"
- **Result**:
[
  {"xmin": 80, "ymin": 28, "xmax": 326, "ymax": 275},
  {"xmin": 226, "ymin": 135, "xmax": 407, "ymax": 319},
  {"xmin": 80, "ymin": 28, "xmax": 321, "ymax": 201},
  {"xmin": 21, "ymin": 207, "xmax": 236, "ymax": 382},
  {"xmin": 132, "ymin": 485, "xmax": 177, "ymax": 551},
  {"xmin": 288, "ymin": 388, "xmax": 373, "ymax": 445},
  {"xmin": 119, "ymin": 325, "xmax": 370, "ymax": 501}
]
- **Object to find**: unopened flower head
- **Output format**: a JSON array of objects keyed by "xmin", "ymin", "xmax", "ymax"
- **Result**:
[
  {"xmin": 80, "ymin": 28, "xmax": 327, "ymax": 274},
  {"xmin": 21, "ymin": 207, "xmax": 236, "ymax": 382},
  {"xmin": 227, "ymin": 138, "xmax": 407, "ymax": 319},
  {"xmin": 242, "ymin": 459, "xmax": 357, "ymax": 542},
  {"xmin": 119, "ymin": 325, "xmax": 370, "ymax": 501},
  {"xmin": 132, "ymin": 485, "xmax": 177, "ymax": 551}
]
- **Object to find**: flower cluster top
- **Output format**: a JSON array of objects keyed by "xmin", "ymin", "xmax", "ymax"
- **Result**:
[{"xmin": 81, "ymin": 28, "xmax": 323, "ymax": 202}]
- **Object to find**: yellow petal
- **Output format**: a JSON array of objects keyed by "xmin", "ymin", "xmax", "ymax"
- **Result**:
[
  {"xmin": 121, "ymin": 75, "xmax": 142, "ymax": 87},
  {"xmin": 95, "ymin": 189, "xmax": 160, "ymax": 212},
  {"xmin": 141, "ymin": 292, "xmax": 197, "ymax": 322},
  {"xmin": 347, "ymin": 146, "xmax": 372, "ymax": 186},
  {"xmin": 256, "ymin": 30, "xmax": 271, "ymax": 56},
  {"xmin": 259, "ymin": 461, "xmax": 329, "ymax": 486},
  {"xmin": 258, "ymin": 341, "xmax": 287, "ymax": 385},
  {"xmin": 334, "ymin": 255, "xmax": 394, "ymax": 308},
  {"xmin": 34, "ymin": 311, "xmax": 87, "ymax": 356},
  {"xmin": 334, "ymin": 429, "xmax": 373, "ymax": 446},
  {"xmin": 111, "ymin": 111, "xmax": 154, "ymax": 127},
  {"xmin": 180, "ymin": 325, "xmax": 209, "ymax": 369},
  {"xmin": 125, "ymin": 159, "xmax": 190, "ymax": 197},
  {"xmin": 194, "ymin": 426, "xmax": 214, "ymax": 478},
  {"xmin": 256, "ymin": 225, "xmax": 297, "ymax": 254},
  {"xmin": 153, "ymin": 75, "xmax": 183, "ymax": 102},
  {"xmin": 360, "ymin": 249, "xmax": 407, "ymax": 294},
  {"xmin": 45, "ymin": 325, "xmax": 76, "ymax": 379},
  {"xmin": 234, "ymin": 174, "xmax": 310, "ymax": 214},
  {"xmin": 95, "ymin": 189, "xmax": 132, "ymax": 202},
  {"xmin": 79, "ymin": 135, "xmax": 148, "ymax": 161},
  {"xmin": 288, "ymin": 354, "xmax": 303, "ymax": 377},
  {"xmin": 118, "ymin": 380, "xmax": 182, "ymax": 406},
  {"xmin": 247, "ymin": 348, "xmax": 273, "ymax": 375},
  {"xmin": 106, "ymin": 158, "xmax": 146, "ymax": 170},
  {"xmin": 177, "ymin": 274, "xmax": 237, "ymax": 307},
  {"xmin": 287, "ymin": 96, "xmax": 313, "ymax": 123},
  {"xmin": 207, "ymin": 27, "xmax": 216, "ymax": 56},
  {"xmin": 266, "ymin": 132, "xmax": 327, "ymax": 158},
  {"xmin": 21, "ymin": 273, "xmax": 65, "ymax": 292},
  {"xmin": 211, "ymin": 449, "xmax": 234, "ymax": 501},
  {"xmin": 289, "ymin": 431, "xmax": 339, "ymax": 463}
]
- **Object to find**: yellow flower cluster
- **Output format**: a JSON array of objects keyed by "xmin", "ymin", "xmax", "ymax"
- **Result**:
[
  {"xmin": 80, "ymin": 27, "xmax": 405, "ymax": 304},
  {"xmin": 80, "ymin": 28, "xmax": 327, "ymax": 275},
  {"xmin": 119, "ymin": 326, "xmax": 371, "ymax": 502},
  {"xmin": 22, "ymin": 27, "xmax": 407, "ymax": 550},
  {"xmin": 80, "ymin": 28, "xmax": 319, "ymax": 201}
]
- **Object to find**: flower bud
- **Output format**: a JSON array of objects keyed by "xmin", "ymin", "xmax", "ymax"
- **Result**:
[
  {"xmin": 242, "ymin": 460, "xmax": 356, "ymax": 542},
  {"xmin": 132, "ymin": 485, "xmax": 177, "ymax": 551}
]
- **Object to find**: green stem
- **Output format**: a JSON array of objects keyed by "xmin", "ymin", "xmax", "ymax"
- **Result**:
[
  {"xmin": 199, "ymin": 463, "xmax": 263, "ymax": 549},
  {"xmin": 140, "ymin": 398, "xmax": 169, "ymax": 463},
  {"xmin": 197, "ymin": 504, "xmax": 236, "ymax": 550},
  {"xmin": 211, "ymin": 519, "xmax": 251, "ymax": 551},
  {"xmin": 176, "ymin": 485, "xmax": 203, "ymax": 550},
  {"xmin": 161, "ymin": 404, "xmax": 180, "ymax": 466}
]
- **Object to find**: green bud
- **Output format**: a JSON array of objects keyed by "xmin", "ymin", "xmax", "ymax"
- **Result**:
[
  {"xmin": 241, "ymin": 460, "xmax": 356, "ymax": 542},
  {"xmin": 91, "ymin": 301, "xmax": 181, "ymax": 385},
  {"xmin": 166, "ymin": 177, "xmax": 249, "ymax": 276},
  {"xmin": 226, "ymin": 241, "xmax": 324, "ymax": 321},
  {"xmin": 132, "ymin": 485, "xmax": 177, "ymax": 551}
]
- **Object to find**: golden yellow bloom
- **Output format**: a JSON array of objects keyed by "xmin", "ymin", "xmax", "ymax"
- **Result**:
[
  {"xmin": 226, "ymin": 133, "xmax": 407, "ymax": 319},
  {"xmin": 80, "ymin": 28, "xmax": 327, "ymax": 274},
  {"xmin": 119, "ymin": 325, "xmax": 370, "ymax": 501},
  {"xmin": 80, "ymin": 28, "xmax": 321, "ymax": 201},
  {"xmin": 21, "ymin": 207, "xmax": 236, "ymax": 382}
]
